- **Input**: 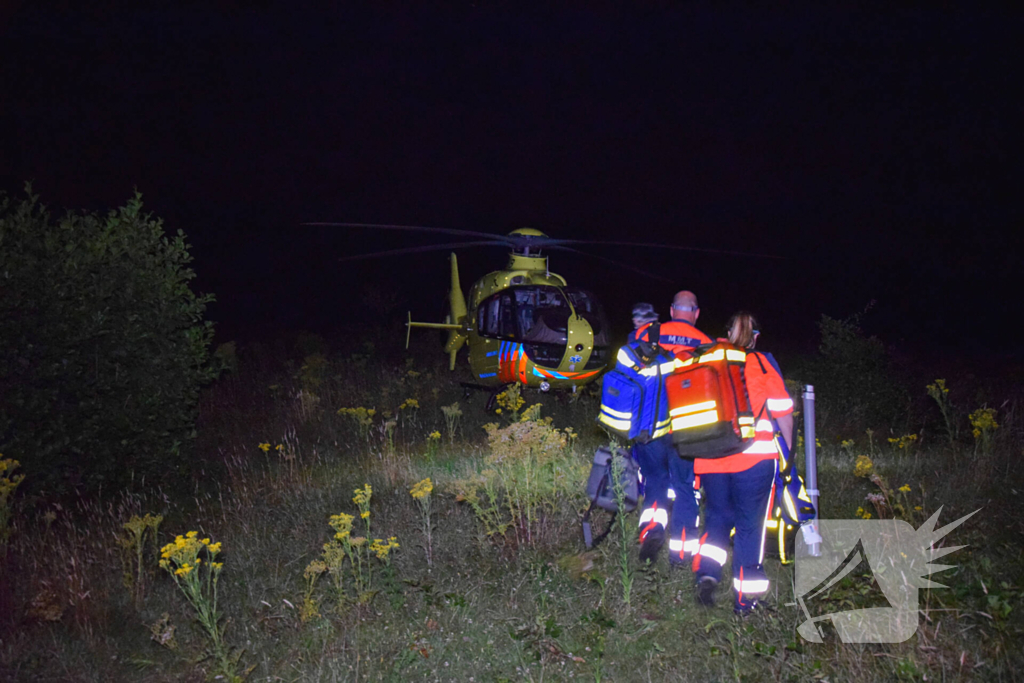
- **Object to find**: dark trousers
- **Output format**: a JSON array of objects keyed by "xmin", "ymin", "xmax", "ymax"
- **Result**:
[
  {"xmin": 634, "ymin": 437, "xmax": 699, "ymax": 555},
  {"xmin": 668, "ymin": 455, "xmax": 700, "ymax": 561},
  {"xmin": 633, "ymin": 435, "xmax": 674, "ymax": 532},
  {"xmin": 695, "ymin": 458, "xmax": 776, "ymax": 608}
]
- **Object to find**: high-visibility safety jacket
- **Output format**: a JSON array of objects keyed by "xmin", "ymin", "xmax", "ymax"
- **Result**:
[
  {"xmin": 694, "ymin": 350, "xmax": 794, "ymax": 475},
  {"xmin": 633, "ymin": 320, "xmax": 712, "ymax": 358},
  {"xmin": 597, "ymin": 333, "xmax": 676, "ymax": 442}
]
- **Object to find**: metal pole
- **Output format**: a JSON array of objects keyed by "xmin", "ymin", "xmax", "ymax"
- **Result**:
[{"xmin": 802, "ymin": 385, "xmax": 822, "ymax": 557}]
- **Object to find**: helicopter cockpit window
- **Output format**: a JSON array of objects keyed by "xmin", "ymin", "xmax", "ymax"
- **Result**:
[
  {"xmin": 478, "ymin": 292, "xmax": 517, "ymax": 338},
  {"xmin": 513, "ymin": 287, "xmax": 571, "ymax": 344}
]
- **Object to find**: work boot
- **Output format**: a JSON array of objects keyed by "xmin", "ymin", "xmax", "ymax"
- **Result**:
[
  {"xmin": 639, "ymin": 525, "xmax": 665, "ymax": 565},
  {"xmin": 695, "ymin": 576, "xmax": 718, "ymax": 607}
]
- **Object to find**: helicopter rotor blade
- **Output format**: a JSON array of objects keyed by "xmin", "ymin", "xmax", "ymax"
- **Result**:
[
  {"xmin": 546, "ymin": 246, "xmax": 677, "ymax": 285},
  {"xmin": 539, "ymin": 239, "xmax": 784, "ymax": 260},
  {"xmin": 337, "ymin": 240, "xmax": 510, "ymax": 263},
  {"xmin": 305, "ymin": 222, "xmax": 516, "ymax": 244}
]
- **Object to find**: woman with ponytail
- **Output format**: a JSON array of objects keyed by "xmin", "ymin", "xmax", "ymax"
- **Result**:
[{"xmin": 691, "ymin": 312, "xmax": 794, "ymax": 614}]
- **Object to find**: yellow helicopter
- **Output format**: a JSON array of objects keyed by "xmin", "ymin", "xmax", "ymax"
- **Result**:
[
  {"xmin": 411, "ymin": 229, "xmax": 611, "ymax": 392},
  {"xmin": 311, "ymin": 222, "xmax": 777, "ymax": 393}
]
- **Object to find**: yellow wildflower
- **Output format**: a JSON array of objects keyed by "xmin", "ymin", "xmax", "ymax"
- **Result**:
[
  {"xmin": 429, "ymin": 431, "xmax": 441, "ymax": 440},
  {"xmin": 410, "ymin": 478, "xmax": 434, "ymax": 500},
  {"xmin": 186, "ymin": 531, "xmax": 198, "ymax": 539},
  {"xmin": 275, "ymin": 444, "xmax": 284, "ymax": 452},
  {"xmin": 258, "ymin": 442, "xmax": 271, "ymax": 452},
  {"xmin": 969, "ymin": 408, "xmax": 998, "ymax": 439},
  {"xmin": 915, "ymin": 506, "xmax": 923, "ymax": 511},
  {"xmin": 350, "ymin": 536, "xmax": 367, "ymax": 547},
  {"xmin": 353, "ymin": 484, "xmax": 372, "ymax": 507},
  {"xmin": 360, "ymin": 511, "xmax": 370, "ymax": 519},
  {"xmin": 854, "ymin": 455, "xmax": 874, "ymax": 478},
  {"xmin": 898, "ymin": 484, "xmax": 912, "ymax": 493},
  {"xmin": 304, "ymin": 560, "xmax": 327, "ymax": 579},
  {"xmin": 370, "ymin": 539, "xmax": 389, "ymax": 559}
]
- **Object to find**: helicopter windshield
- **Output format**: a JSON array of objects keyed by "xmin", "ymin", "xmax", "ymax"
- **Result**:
[
  {"xmin": 512, "ymin": 286, "xmax": 609, "ymax": 346},
  {"xmin": 478, "ymin": 285, "xmax": 610, "ymax": 348}
]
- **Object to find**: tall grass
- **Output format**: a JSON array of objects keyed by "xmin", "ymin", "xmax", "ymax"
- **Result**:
[{"xmin": 0, "ymin": 341, "xmax": 1021, "ymax": 682}]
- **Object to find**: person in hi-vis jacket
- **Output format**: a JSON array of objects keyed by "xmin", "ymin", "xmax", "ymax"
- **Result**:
[{"xmin": 692, "ymin": 312, "xmax": 794, "ymax": 614}]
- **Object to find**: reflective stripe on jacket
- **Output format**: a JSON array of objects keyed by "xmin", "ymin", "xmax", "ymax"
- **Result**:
[{"xmin": 695, "ymin": 351, "xmax": 793, "ymax": 474}]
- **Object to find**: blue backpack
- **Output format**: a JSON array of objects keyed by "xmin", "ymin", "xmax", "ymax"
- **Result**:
[{"xmin": 597, "ymin": 324, "xmax": 676, "ymax": 443}]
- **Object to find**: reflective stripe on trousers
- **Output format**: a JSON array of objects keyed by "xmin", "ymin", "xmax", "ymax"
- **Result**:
[{"xmin": 638, "ymin": 506, "xmax": 668, "ymax": 528}]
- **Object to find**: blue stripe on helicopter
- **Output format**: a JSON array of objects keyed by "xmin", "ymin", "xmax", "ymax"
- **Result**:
[
  {"xmin": 485, "ymin": 350, "xmax": 498, "ymax": 357},
  {"xmin": 478, "ymin": 372, "xmax": 497, "ymax": 378},
  {"xmin": 532, "ymin": 367, "xmax": 568, "ymax": 380}
]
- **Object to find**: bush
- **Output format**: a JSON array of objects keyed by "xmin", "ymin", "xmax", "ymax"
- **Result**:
[
  {"xmin": 807, "ymin": 310, "xmax": 908, "ymax": 432},
  {"xmin": 0, "ymin": 186, "xmax": 215, "ymax": 493}
]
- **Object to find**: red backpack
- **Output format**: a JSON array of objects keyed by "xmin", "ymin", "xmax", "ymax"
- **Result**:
[{"xmin": 664, "ymin": 341, "xmax": 756, "ymax": 457}]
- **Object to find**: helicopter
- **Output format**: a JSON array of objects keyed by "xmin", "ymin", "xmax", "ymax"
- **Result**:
[{"xmin": 308, "ymin": 222, "xmax": 780, "ymax": 393}]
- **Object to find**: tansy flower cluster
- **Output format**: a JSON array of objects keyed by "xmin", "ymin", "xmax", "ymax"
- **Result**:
[
  {"xmin": 329, "ymin": 513, "xmax": 354, "ymax": 540},
  {"xmin": 428, "ymin": 431, "xmax": 442, "ymax": 441},
  {"xmin": 926, "ymin": 379, "xmax": 949, "ymax": 399},
  {"xmin": 337, "ymin": 407, "xmax": 376, "ymax": 425},
  {"xmin": 410, "ymin": 478, "xmax": 433, "ymax": 500},
  {"xmin": 495, "ymin": 386, "xmax": 526, "ymax": 415},
  {"xmin": 888, "ymin": 434, "xmax": 918, "ymax": 450},
  {"xmin": 854, "ymin": 455, "xmax": 874, "ymax": 478},
  {"xmin": 369, "ymin": 537, "xmax": 400, "ymax": 561},
  {"xmin": 160, "ymin": 531, "xmax": 224, "ymax": 577},
  {"xmin": 353, "ymin": 484, "xmax": 372, "ymax": 506},
  {"xmin": 399, "ymin": 398, "xmax": 420, "ymax": 410},
  {"xmin": 0, "ymin": 456, "xmax": 25, "ymax": 502},
  {"xmin": 969, "ymin": 408, "xmax": 998, "ymax": 439}
]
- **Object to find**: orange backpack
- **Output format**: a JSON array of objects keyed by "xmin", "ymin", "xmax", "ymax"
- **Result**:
[{"xmin": 664, "ymin": 341, "xmax": 756, "ymax": 457}]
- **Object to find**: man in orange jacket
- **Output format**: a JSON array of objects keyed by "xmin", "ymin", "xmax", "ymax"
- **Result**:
[{"xmin": 633, "ymin": 291, "xmax": 711, "ymax": 565}]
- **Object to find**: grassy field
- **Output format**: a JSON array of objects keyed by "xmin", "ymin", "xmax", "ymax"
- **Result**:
[{"xmin": 1, "ymin": 341, "xmax": 1021, "ymax": 682}]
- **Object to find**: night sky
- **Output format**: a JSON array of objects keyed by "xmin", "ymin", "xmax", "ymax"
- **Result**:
[{"xmin": 2, "ymin": 4, "xmax": 1020, "ymax": 356}]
